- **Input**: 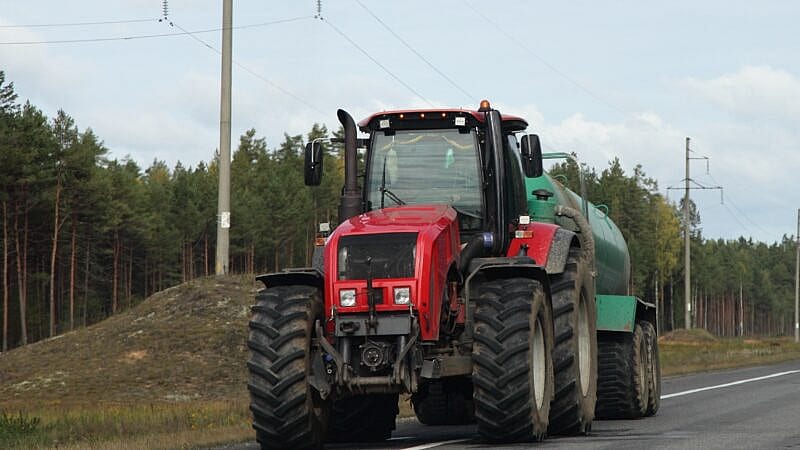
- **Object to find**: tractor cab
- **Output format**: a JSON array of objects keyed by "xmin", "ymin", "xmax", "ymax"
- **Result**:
[{"xmin": 307, "ymin": 100, "xmax": 540, "ymax": 251}]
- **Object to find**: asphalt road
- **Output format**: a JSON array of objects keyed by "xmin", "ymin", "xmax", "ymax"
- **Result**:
[{"xmin": 226, "ymin": 359, "xmax": 800, "ymax": 450}]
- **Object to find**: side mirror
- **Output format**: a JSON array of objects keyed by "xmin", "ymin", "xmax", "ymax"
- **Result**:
[
  {"xmin": 520, "ymin": 134, "xmax": 544, "ymax": 178},
  {"xmin": 304, "ymin": 141, "xmax": 324, "ymax": 186}
]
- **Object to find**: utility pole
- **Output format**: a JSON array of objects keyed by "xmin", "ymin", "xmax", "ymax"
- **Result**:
[
  {"xmin": 215, "ymin": 0, "xmax": 232, "ymax": 275},
  {"xmin": 739, "ymin": 279, "xmax": 743, "ymax": 337},
  {"xmin": 684, "ymin": 138, "xmax": 691, "ymax": 329},
  {"xmin": 795, "ymin": 208, "xmax": 799, "ymax": 343},
  {"xmin": 668, "ymin": 137, "xmax": 722, "ymax": 329}
]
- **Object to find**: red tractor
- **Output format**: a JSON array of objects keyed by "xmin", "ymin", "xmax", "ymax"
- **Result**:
[{"xmin": 247, "ymin": 101, "xmax": 601, "ymax": 448}]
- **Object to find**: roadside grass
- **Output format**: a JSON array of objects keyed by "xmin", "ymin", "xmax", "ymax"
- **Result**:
[
  {"xmin": 659, "ymin": 329, "xmax": 800, "ymax": 376},
  {"xmin": 0, "ymin": 401, "xmax": 252, "ymax": 450}
]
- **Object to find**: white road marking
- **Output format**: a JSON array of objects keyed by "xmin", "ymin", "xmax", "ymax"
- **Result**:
[
  {"xmin": 401, "ymin": 438, "xmax": 470, "ymax": 450},
  {"xmin": 661, "ymin": 369, "xmax": 800, "ymax": 399}
]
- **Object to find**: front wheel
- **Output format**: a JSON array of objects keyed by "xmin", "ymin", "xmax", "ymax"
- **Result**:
[
  {"xmin": 247, "ymin": 285, "xmax": 329, "ymax": 450},
  {"xmin": 472, "ymin": 277, "xmax": 554, "ymax": 442}
]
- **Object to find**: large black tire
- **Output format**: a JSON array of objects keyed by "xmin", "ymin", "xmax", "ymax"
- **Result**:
[
  {"xmin": 595, "ymin": 324, "xmax": 649, "ymax": 419},
  {"xmin": 548, "ymin": 247, "xmax": 598, "ymax": 435},
  {"xmin": 472, "ymin": 277, "xmax": 554, "ymax": 442},
  {"xmin": 413, "ymin": 378, "xmax": 475, "ymax": 425},
  {"xmin": 642, "ymin": 321, "xmax": 661, "ymax": 416},
  {"xmin": 328, "ymin": 394, "xmax": 398, "ymax": 442},
  {"xmin": 247, "ymin": 285, "xmax": 328, "ymax": 450}
]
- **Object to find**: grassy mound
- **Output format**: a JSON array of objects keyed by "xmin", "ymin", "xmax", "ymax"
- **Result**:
[
  {"xmin": 0, "ymin": 276, "xmax": 262, "ymax": 449},
  {"xmin": 0, "ymin": 275, "xmax": 259, "ymax": 407},
  {"xmin": 659, "ymin": 328, "xmax": 717, "ymax": 343}
]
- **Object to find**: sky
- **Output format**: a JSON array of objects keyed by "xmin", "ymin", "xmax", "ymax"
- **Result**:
[{"xmin": 1, "ymin": 1, "xmax": 798, "ymax": 244}]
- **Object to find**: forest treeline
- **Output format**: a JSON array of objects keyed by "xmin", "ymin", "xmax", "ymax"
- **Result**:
[{"xmin": 0, "ymin": 71, "xmax": 796, "ymax": 352}]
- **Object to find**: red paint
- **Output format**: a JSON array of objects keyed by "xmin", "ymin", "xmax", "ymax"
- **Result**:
[{"xmin": 505, "ymin": 222, "xmax": 560, "ymax": 266}]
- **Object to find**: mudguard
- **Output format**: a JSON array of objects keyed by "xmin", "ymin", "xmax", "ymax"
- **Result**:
[
  {"xmin": 596, "ymin": 295, "xmax": 656, "ymax": 333},
  {"xmin": 256, "ymin": 268, "xmax": 324, "ymax": 289},
  {"xmin": 466, "ymin": 256, "xmax": 550, "ymax": 289},
  {"xmin": 544, "ymin": 228, "xmax": 580, "ymax": 275}
]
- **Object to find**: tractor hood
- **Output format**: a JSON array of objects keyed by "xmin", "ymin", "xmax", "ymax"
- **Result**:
[
  {"xmin": 337, "ymin": 204, "xmax": 457, "ymax": 235},
  {"xmin": 323, "ymin": 204, "xmax": 462, "ymax": 341}
]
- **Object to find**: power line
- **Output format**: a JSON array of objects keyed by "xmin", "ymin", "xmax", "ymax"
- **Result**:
[
  {"xmin": 166, "ymin": 20, "xmax": 327, "ymax": 116},
  {"xmin": 0, "ymin": 18, "xmax": 156, "ymax": 29},
  {"xmin": 463, "ymin": 1, "xmax": 628, "ymax": 117},
  {"xmin": 721, "ymin": 201, "xmax": 753, "ymax": 236},
  {"xmin": 0, "ymin": 16, "xmax": 313, "ymax": 45},
  {"xmin": 689, "ymin": 141, "xmax": 778, "ymax": 241},
  {"xmin": 706, "ymin": 172, "xmax": 777, "ymax": 240},
  {"xmin": 320, "ymin": 16, "xmax": 433, "ymax": 107},
  {"xmin": 354, "ymin": 0, "xmax": 475, "ymax": 103}
]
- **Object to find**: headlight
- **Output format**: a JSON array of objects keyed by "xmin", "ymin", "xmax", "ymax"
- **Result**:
[
  {"xmin": 339, "ymin": 289, "xmax": 356, "ymax": 307},
  {"xmin": 393, "ymin": 287, "xmax": 411, "ymax": 305}
]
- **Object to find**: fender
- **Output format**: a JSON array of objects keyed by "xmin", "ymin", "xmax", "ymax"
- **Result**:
[
  {"xmin": 256, "ymin": 268, "xmax": 324, "ymax": 289},
  {"xmin": 636, "ymin": 297, "xmax": 657, "ymax": 333},
  {"xmin": 543, "ymin": 228, "xmax": 580, "ymax": 275},
  {"xmin": 506, "ymin": 223, "xmax": 580, "ymax": 276},
  {"xmin": 466, "ymin": 256, "xmax": 550, "ymax": 288},
  {"xmin": 596, "ymin": 295, "xmax": 656, "ymax": 333}
]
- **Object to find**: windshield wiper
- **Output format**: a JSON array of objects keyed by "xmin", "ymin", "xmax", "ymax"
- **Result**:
[{"xmin": 380, "ymin": 154, "xmax": 405, "ymax": 208}]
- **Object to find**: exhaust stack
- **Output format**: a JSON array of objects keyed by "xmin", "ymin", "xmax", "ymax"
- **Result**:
[{"xmin": 337, "ymin": 109, "xmax": 362, "ymax": 223}]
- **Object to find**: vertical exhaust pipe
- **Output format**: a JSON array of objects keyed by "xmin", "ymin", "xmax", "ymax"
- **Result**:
[{"xmin": 337, "ymin": 109, "xmax": 362, "ymax": 223}]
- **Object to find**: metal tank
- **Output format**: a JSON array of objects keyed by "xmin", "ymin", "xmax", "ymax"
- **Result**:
[{"xmin": 525, "ymin": 172, "xmax": 631, "ymax": 295}]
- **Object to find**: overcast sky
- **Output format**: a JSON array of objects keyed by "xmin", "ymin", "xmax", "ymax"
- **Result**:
[{"xmin": 1, "ymin": 1, "xmax": 798, "ymax": 243}]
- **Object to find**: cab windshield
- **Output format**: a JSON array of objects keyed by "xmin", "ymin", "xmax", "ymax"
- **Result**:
[{"xmin": 367, "ymin": 129, "xmax": 483, "ymax": 222}]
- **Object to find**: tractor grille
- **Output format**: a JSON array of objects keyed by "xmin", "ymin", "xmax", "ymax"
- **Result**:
[{"xmin": 337, "ymin": 233, "xmax": 417, "ymax": 280}]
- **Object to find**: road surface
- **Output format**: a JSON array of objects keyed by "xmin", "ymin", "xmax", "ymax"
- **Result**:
[{"xmin": 224, "ymin": 359, "xmax": 800, "ymax": 450}]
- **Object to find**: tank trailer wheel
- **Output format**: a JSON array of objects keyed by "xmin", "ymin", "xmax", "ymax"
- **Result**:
[
  {"xmin": 328, "ymin": 394, "xmax": 399, "ymax": 442},
  {"xmin": 247, "ymin": 285, "xmax": 329, "ymax": 450},
  {"xmin": 642, "ymin": 321, "xmax": 661, "ymax": 416},
  {"xmin": 548, "ymin": 247, "xmax": 598, "ymax": 435},
  {"xmin": 472, "ymin": 278, "xmax": 554, "ymax": 442},
  {"xmin": 596, "ymin": 323, "xmax": 649, "ymax": 419}
]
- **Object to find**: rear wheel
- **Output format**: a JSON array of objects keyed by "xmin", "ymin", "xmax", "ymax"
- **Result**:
[
  {"xmin": 595, "ymin": 324, "xmax": 649, "ymax": 419},
  {"xmin": 642, "ymin": 321, "xmax": 661, "ymax": 416},
  {"xmin": 548, "ymin": 247, "xmax": 597, "ymax": 435},
  {"xmin": 472, "ymin": 277, "xmax": 554, "ymax": 442},
  {"xmin": 328, "ymin": 394, "xmax": 398, "ymax": 442},
  {"xmin": 247, "ymin": 285, "xmax": 328, "ymax": 449}
]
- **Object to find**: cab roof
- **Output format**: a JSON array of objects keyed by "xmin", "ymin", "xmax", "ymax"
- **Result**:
[{"xmin": 358, "ymin": 108, "xmax": 529, "ymax": 133}]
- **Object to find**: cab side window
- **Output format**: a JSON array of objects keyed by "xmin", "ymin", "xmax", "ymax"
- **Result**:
[{"xmin": 504, "ymin": 135, "xmax": 528, "ymax": 222}]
